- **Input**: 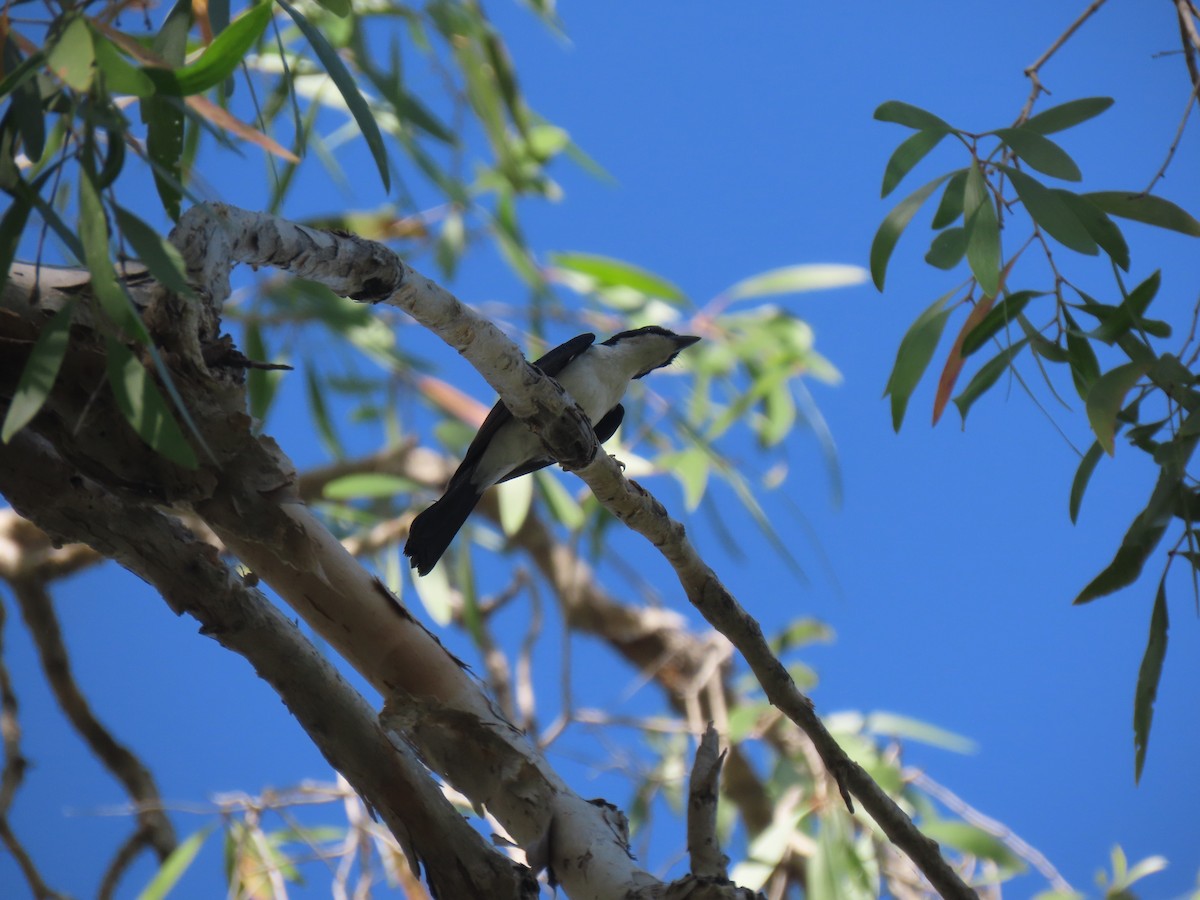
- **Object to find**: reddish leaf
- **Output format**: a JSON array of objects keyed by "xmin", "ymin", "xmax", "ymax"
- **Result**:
[
  {"xmin": 418, "ymin": 375, "xmax": 490, "ymax": 428},
  {"xmin": 933, "ymin": 296, "xmax": 994, "ymax": 425}
]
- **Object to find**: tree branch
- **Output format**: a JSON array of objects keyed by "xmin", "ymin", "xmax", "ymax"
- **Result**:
[
  {"xmin": 0, "ymin": 598, "xmax": 67, "ymax": 900},
  {"xmin": 0, "ymin": 431, "xmax": 536, "ymax": 900},
  {"xmin": 166, "ymin": 202, "xmax": 976, "ymax": 898},
  {"xmin": 7, "ymin": 580, "xmax": 178, "ymax": 866}
]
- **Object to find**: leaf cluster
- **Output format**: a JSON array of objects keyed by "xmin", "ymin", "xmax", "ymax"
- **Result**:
[{"xmin": 872, "ymin": 96, "xmax": 1200, "ymax": 780}]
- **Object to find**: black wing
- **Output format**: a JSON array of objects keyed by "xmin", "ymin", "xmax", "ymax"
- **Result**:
[
  {"xmin": 447, "ymin": 333, "xmax": 596, "ymax": 489},
  {"xmin": 495, "ymin": 403, "xmax": 624, "ymax": 485}
]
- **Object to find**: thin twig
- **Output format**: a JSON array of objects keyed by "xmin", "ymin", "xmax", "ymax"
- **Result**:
[
  {"xmin": 1175, "ymin": 0, "xmax": 1200, "ymax": 89},
  {"xmin": 1140, "ymin": 75, "xmax": 1200, "ymax": 196},
  {"xmin": 686, "ymin": 723, "xmax": 728, "ymax": 880},
  {"xmin": 1016, "ymin": 0, "xmax": 1111, "ymax": 123},
  {"xmin": 907, "ymin": 769, "xmax": 1075, "ymax": 894},
  {"xmin": 0, "ymin": 598, "xmax": 69, "ymax": 900},
  {"xmin": 10, "ymin": 581, "xmax": 178, "ymax": 868}
]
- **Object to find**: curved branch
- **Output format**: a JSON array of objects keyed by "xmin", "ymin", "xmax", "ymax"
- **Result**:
[
  {"xmin": 169, "ymin": 203, "xmax": 975, "ymax": 898},
  {"xmin": 0, "ymin": 598, "xmax": 67, "ymax": 900},
  {"xmin": 8, "ymin": 580, "xmax": 178, "ymax": 866},
  {"xmin": 0, "ymin": 432, "xmax": 535, "ymax": 900}
]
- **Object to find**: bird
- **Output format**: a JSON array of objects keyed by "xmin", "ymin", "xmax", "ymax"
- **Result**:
[{"xmin": 404, "ymin": 325, "xmax": 702, "ymax": 575}]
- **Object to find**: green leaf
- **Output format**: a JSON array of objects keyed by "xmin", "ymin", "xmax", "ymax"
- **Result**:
[
  {"xmin": 1086, "ymin": 362, "xmax": 1149, "ymax": 455},
  {"xmin": 1093, "ymin": 270, "xmax": 1162, "ymax": 343},
  {"xmin": 924, "ymin": 227, "xmax": 966, "ymax": 270},
  {"xmin": 113, "ymin": 206, "xmax": 193, "ymax": 297},
  {"xmin": 411, "ymin": 554, "xmax": 452, "ymax": 623},
  {"xmin": 881, "ymin": 129, "xmax": 947, "ymax": 197},
  {"xmin": 137, "ymin": 826, "xmax": 213, "ymax": 900},
  {"xmin": 962, "ymin": 290, "xmax": 1039, "ymax": 356},
  {"xmin": 993, "ymin": 127, "xmax": 1082, "ymax": 181},
  {"xmin": 78, "ymin": 170, "xmax": 146, "ymax": 338},
  {"xmin": 242, "ymin": 322, "xmax": 282, "ymax": 424},
  {"xmin": 142, "ymin": 0, "xmax": 190, "ymax": 221},
  {"xmin": 322, "ymin": 473, "xmax": 417, "ymax": 499},
  {"xmin": 659, "ymin": 447, "xmax": 709, "ymax": 511},
  {"xmin": 549, "ymin": 252, "xmax": 685, "ymax": 303},
  {"xmin": 865, "ymin": 712, "xmax": 977, "ymax": 753},
  {"xmin": 1069, "ymin": 441, "xmax": 1105, "ymax": 524},
  {"xmin": 884, "ymin": 292, "xmax": 954, "ymax": 430},
  {"xmin": 496, "ymin": 476, "xmax": 533, "ymax": 536},
  {"xmin": 760, "ymin": 379, "xmax": 796, "ymax": 447},
  {"xmin": 921, "ymin": 821, "xmax": 1023, "ymax": 871},
  {"xmin": 1134, "ymin": 579, "xmax": 1169, "ymax": 784},
  {"xmin": 2, "ymin": 299, "xmax": 76, "ymax": 442},
  {"xmin": 723, "ymin": 264, "xmax": 867, "ymax": 301},
  {"xmin": 47, "ymin": 16, "xmax": 95, "ymax": 92},
  {"xmin": 998, "ymin": 165, "xmax": 1097, "ymax": 254},
  {"xmin": 0, "ymin": 48, "xmax": 45, "ymax": 101},
  {"xmin": 930, "ymin": 169, "xmax": 968, "ymax": 229},
  {"xmin": 535, "ymin": 471, "xmax": 585, "ymax": 530},
  {"xmin": 1075, "ymin": 467, "xmax": 1177, "ymax": 604},
  {"xmin": 105, "ymin": 339, "xmax": 198, "ymax": 468},
  {"xmin": 305, "ymin": 366, "xmax": 343, "ymax": 457},
  {"xmin": 1053, "ymin": 190, "xmax": 1129, "ymax": 270},
  {"xmin": 952, "ymin": 338, "xmax": 1029, "ymax": 424},
  {"xmin": 0, "ymin": 190, "xmax": 32, "ymax": 291},
  {"xmin": 873, "ymin": 100, "xmax": 953, "ymax": 132},
  {"xmin": 142, "ymin": 97, "xmax": 185, "ymax": 221},
  {"xmin": 92, "ymin": 33, "xmax": 156, "ymax": 97},
  {"xmin": 3, "ymin": 42, "xmax": 45, "ymax": 161},
  {"xmin": 964, "ymin": 165, "xmax": 1001, "ymax": 296},
  {"xmin": 1024, "ymin": 97, "xmax": 1114, "ymax": 134},
  {"xmin": 277, "ymin": 0, "xmax": 391, "ymax": 192},
  {"xmin": 1063, "ymin": 310, "xmax": 1100, "ymax": 399},
  {"xmin": 313, "ymin": 0, "xmax": 351, "ymax": 15},
  {"xmin": 148, "ymin": 2, "xmax": 273, "ymax": 96},
  {"xmin": 1084, "ymin": 191, "xmax": 1200, "ymax": 237},
  {"xmin": 870, "ymin": 173, "xmax": 951, "ymax": 290},
  {"xmin": 1018, "ymin": 314, "xmax": 1070, "ymax": 363}
]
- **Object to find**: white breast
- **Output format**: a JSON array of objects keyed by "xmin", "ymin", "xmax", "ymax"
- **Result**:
[{"xmin": 471, "ymin": 344, "xmax": 629, "ymax": 489}]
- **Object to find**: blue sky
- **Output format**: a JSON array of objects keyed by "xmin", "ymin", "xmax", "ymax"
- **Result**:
[{"xmin": 3, "ymin": 2, "xmax": 1199, "ymax": 897}]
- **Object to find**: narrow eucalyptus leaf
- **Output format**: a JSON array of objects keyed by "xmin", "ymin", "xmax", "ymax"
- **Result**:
[
  {"xmin": 277, "ymin": 0, "xmax": 391, "ymax": 191},
  {"xmin": 994, "ymin": 127, "xmax": 1082, "ymax": 181},
  {"xmin": 105, "ymin": 339, "xmax": 198, "ymax": 468},
  {"xmin": 952, "ymin": 338, "xmax": 1028, "ymax": 424},
  {"xmin": 965, "ymin": 188, "xmax": 1001, "ymax": 296},
  {"xmin": 962, "ymin": 290, "xmax": 1040, "ymax": 357},
  {"xmin": 1054, "ymin": 190, "xmax": 1129, "ymax": 270},
  {"xmin": 870, "ymin": 173, "xmax": 951, "ymax": 290},
  {"xmin": 999, "ymin": 165, "xmax": 1096, "ymax": 254},
  {"xmin": 1024, "ymin": 97, "xmax": 1114, "ymax": 134},
  {"xmin": 1070, "ymin": 440, "xmax": 1105, "ymax": 524},
  {"xmin": 881, "ymin": 129, "xmax": 947, "ymax": 197},
  {"xmin": 1133, "ymin": 579, "xmax": 1168, "ymax": 782},
  {"xmin": 113, "ymin": 205, "xmax": 193, "ymax": 296},
  {"xmin": 924, "ymin": 227, "xmax": 966, "ymax": 270},
  {"xmin": 1084, "ymin": 192, "xmax": 1200, "ymax": 237},
  {"xmin": 2, "ymin": 299, "xmax": 76, "ymax": 442},
  {"xmin": 884, "ymin": 292, "xmax": 955, "ymax": 430},
  {"xmin": 1086, "ymin": 362, "xmax": 1149, "ymax": 455},
  {"xmin": 930, "ymin": 169, "xmax": 968, "ymax": 229},
  {"xmin": 873, "ymin": 100, "xmax": 953, "ymax": 132}
]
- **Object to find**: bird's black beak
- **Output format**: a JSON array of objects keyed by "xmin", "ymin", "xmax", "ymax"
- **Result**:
[{"xmin": 676, "ymin": 334, "xmax": 701, "ymax": 349}]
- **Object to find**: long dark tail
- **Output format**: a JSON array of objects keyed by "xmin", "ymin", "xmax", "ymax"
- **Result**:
[{"xmin": 404, "ymin": 480, "xmax": 482, "ymax": 575}]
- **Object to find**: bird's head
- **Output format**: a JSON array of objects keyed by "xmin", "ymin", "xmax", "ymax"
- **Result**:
[{"xmin": 600, "ymin": 325, "xmax": 701, "ymax": 379}]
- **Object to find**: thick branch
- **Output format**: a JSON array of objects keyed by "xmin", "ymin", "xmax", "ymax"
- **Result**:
[
  {"xmin": 166, "ymin": 206, "xmax": 974, "ymax": 900},
  {"xmin": 0, "ymin": 431, "xmax": 535, "ymax": 900},
  {"xmin": 166, "ymin": 203, "xmax": 975, "ymax": 898}
]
